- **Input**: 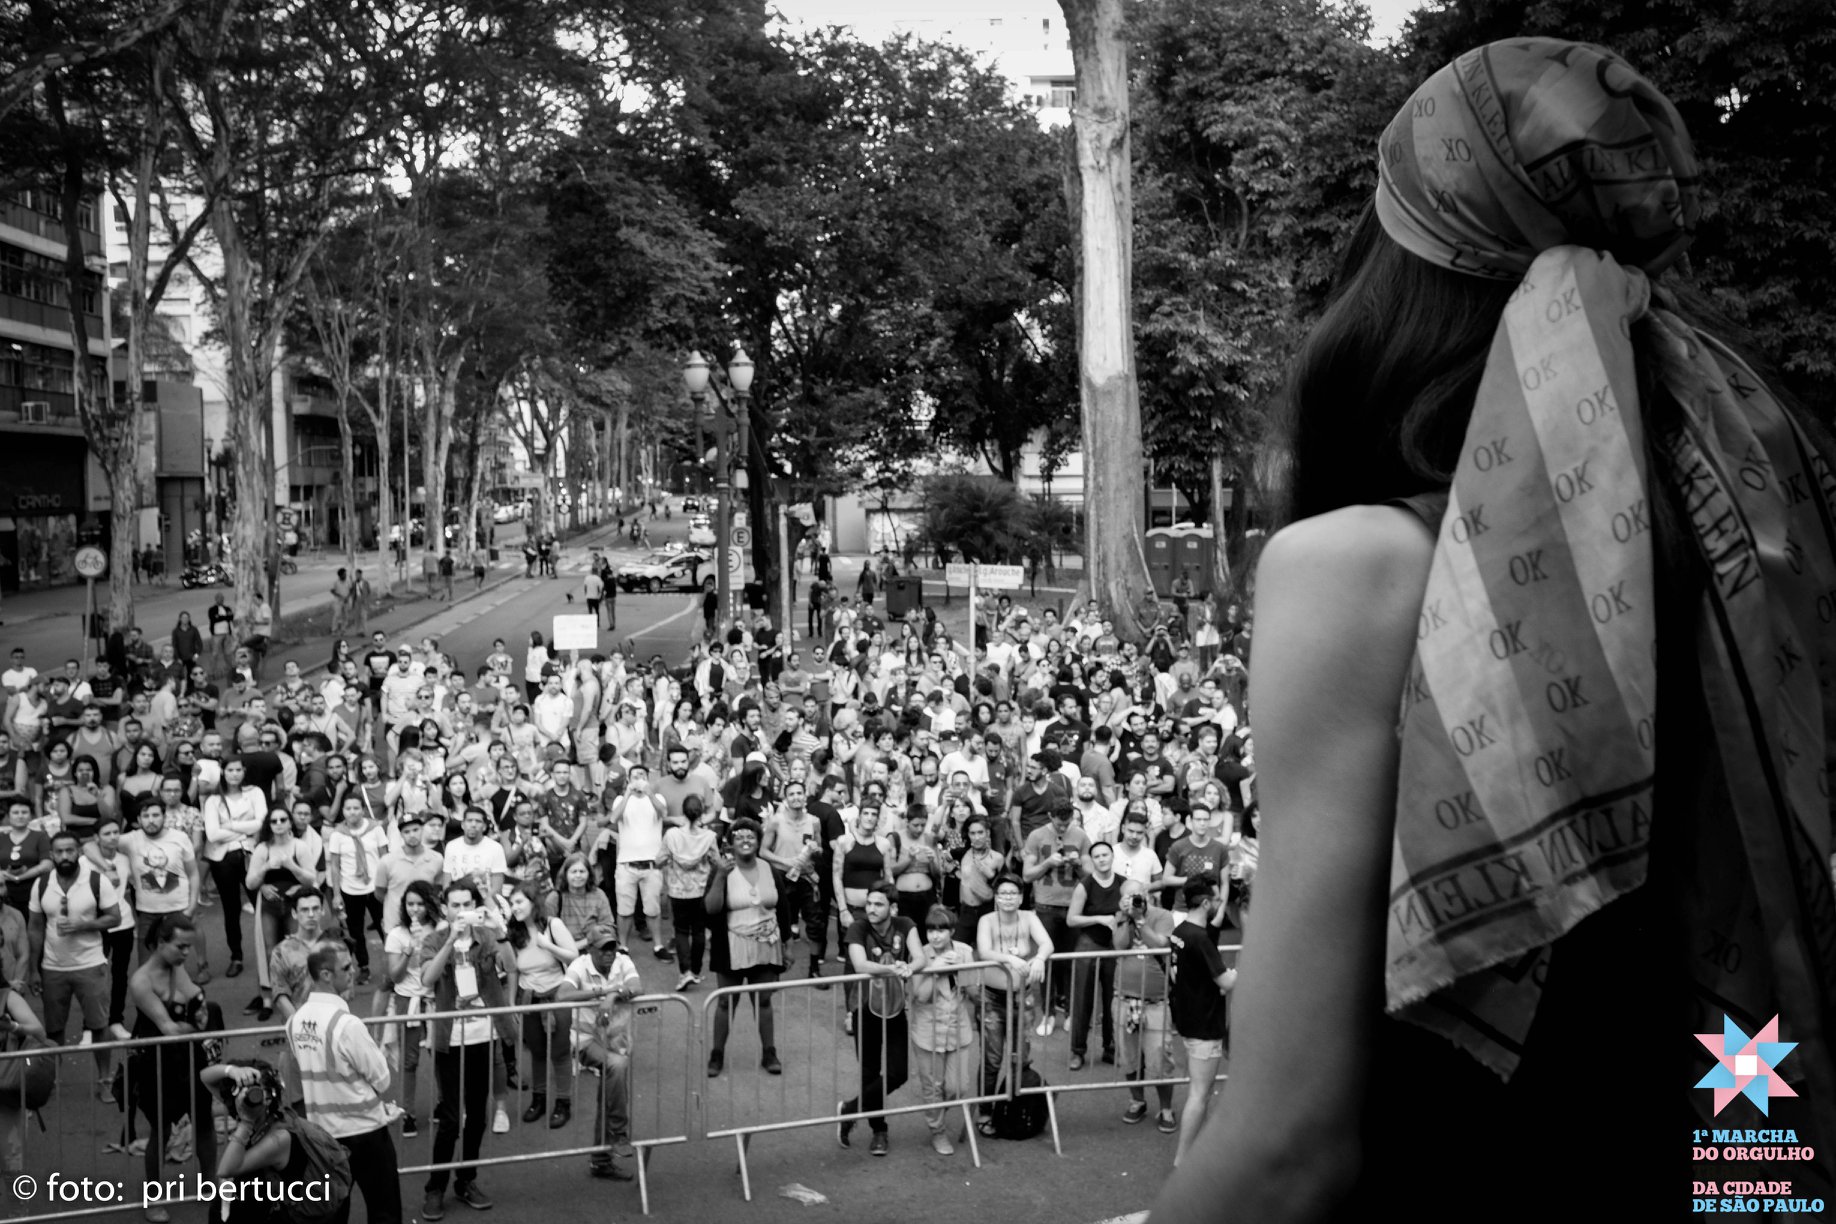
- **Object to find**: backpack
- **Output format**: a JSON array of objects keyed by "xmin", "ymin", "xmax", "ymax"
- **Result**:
[
  {"xmin": 35, "ymin": 865, "xmax": 104, "ymax": 914},
  {"xmin": 988, "ymin": 1062, "xmax": 1048, "ymax": 1140},
  {"xmin": 0, "ymin": 986, "xmax": 55, "ymax": 1111},
  {"xmin": 281, "ymin": 1112, "xmax": 353, "ymax": 1221}
]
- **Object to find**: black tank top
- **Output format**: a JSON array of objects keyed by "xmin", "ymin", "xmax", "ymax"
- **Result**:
[
  {"xmin": 1348, "ymin": 490, "xmax": 1694, "ymax": 1221},
  {"xmin": 1078, "ymin": 874, "xmax": 1121, "ymax": 950},
  {"xmin": 841, "ymin": 838, "xmax": 884, "ymax": 891}
]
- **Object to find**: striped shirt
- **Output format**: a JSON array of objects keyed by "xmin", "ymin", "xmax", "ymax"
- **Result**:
[{"xmin": 287, "ymin": 992, "xmax": 393, "ymax": 1138}]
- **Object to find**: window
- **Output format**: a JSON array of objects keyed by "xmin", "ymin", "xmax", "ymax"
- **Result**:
[{"xmin": 1048, "ymin": 84, "xmax": 1075, "ymax": 108}]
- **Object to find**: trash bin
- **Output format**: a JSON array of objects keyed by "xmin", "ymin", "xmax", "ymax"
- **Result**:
[{"xmin": 885, "ymin": 575, "xmax": 923, "ymax": 618}]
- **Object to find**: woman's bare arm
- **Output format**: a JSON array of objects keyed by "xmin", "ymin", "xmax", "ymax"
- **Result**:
[{"xmin": 1153, "ymin": 505, "xmax": 1433, "ymax": 1224}]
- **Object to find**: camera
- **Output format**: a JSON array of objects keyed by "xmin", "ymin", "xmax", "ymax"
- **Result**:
[
  {"xmin": 238, "ymin": 1082, "xmax": 267, "ymax": 1109},
  {"xmin": 1126, "ymin": 893, "xmax": 1146, "ymax": 914}
]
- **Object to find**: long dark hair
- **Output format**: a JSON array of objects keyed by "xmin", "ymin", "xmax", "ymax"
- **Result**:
[{"xmin": 1276, "ymin": 204, "xmax": 1516, "ymax": 526}]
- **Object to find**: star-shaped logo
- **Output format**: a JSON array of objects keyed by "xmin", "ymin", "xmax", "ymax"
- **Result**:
[{"xmin": 1695, "ymin": 1015, "xmax": 1798, "ymax": 1115}]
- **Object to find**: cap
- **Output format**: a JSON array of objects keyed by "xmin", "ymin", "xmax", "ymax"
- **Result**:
[{"xmin": 582, "ymin": 923, "xmax": 619, "ymax": 950}]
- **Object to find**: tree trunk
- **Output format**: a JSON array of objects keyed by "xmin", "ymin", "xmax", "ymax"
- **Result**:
[
  {"xmin": 335, "ymin": 396, "xmax": 359, "ymax": 572},
  {"xmin": 418, "ymin": 357, "xmax": 460, "ymax": 570},
  {"xmin": 208, "ymin": 197, "xmax": 278, "ymax": 629},
  {"xmin": 1207, "ymin": 454, "xmax": 1232, "ymax": 598},
  {"xmin": 1061, "ymin": 0, "xmax": 1151, "ymax": 640}
]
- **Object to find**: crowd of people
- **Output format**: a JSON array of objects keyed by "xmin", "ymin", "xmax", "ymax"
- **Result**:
[{"xmin": 0, "ymin": 550, "xmax": 1260, "ymax": 1219}]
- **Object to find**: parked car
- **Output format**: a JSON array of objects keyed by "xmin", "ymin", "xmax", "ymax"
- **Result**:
[
  {"xmin": 687, "ymin": 514, "xmax": 716, "ymax": 548},
  {"xmin": 616, "ymin": 549, "xmax": 716, "ymax": 594},
  {"xmin": 681, "ymin": 496, "xmax": 701, "ymax": 513}
]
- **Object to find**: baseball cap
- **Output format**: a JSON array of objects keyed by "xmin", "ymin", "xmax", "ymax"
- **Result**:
[{"xmin": 582, "ymin": 923, "xmax": 619, "ymax": 950}]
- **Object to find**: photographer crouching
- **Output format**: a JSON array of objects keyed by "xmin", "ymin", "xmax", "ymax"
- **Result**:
[{"xmin": 197, "ymin": 1060, "xmax": 353, "ymax": 1224}]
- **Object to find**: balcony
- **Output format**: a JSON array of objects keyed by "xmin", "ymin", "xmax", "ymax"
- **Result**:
[
  {"xmin": 289, "ymin": 392, "xmax": 339, "ymax": 418},
  {"xmin": 0, "ymin": 387, "xmax": 83, "ymax": 432},
  {"xmin": 0, "ymin": 201, "xmax": 102, "ymax": 256}
]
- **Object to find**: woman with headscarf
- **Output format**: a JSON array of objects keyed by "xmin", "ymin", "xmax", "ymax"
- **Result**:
[{"xmin": 1154, "ymin": 39, "xmax": 1836, "ymax": 1222}]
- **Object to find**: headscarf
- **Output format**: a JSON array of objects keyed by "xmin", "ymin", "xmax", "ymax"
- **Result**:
[{"xmin": 1377, "ymin": 37, "xmax": 1836, "ymax": 1160}]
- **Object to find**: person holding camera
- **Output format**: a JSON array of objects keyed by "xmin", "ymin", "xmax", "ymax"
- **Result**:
[
  {"xmin": 287, "ymin": 942, "xmax": 401, "ymax": 1224},
  {"xmin": 196, "ymin": 1060, "xmax": 339, "ymax": 1224},
  {"xmin": 1167, "ymin": 879, "xmax": 1236, "ymax": 1167},
  {"xmin": 418, "ymin": 878, "xmax": 517, "ymax": 1219},
  {"xmin": 1064, "ymin": 841, "xmax": 1125, "ymax": 1071},
  {"xmin": 1111, "ymin": 878, "xmax": 1179, "ymax": 1134}
]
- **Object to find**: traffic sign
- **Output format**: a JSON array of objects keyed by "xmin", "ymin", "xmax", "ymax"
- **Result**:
[
  {"xmin": 74, "ymin": 546, "xmax": 107, "ymax": 579},
  {"xmin": 732, "ymin": 525, "xmax": 752, "ymax": 549},
  {"xmin": 727, "ymin": 547, "xmax": 743, "ymax": 576}
]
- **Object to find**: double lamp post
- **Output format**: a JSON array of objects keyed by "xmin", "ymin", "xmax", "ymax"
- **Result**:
[{"xmin": 682, "ymin": 347, "xmax": 754, "ymax": 628}]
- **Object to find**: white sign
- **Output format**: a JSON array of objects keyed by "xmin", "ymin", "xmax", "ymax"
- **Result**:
[
  {"xmin": 74, "ymin": 546, "xmax": 107, "ymax": 579},
  {"xmin": 727, "ymin": 546, "xmax": 744, "ymax": 576},
  {"xmin": 551, "ymin": 614, "xmax": 599, "ymax": 651},
  {"xmin": 732, "ymin": 525, "xmax": 752, "ymax": 549},
  {"xmin": 944, "ymin": 562, "xmax": 1024, "ymax": 590}
]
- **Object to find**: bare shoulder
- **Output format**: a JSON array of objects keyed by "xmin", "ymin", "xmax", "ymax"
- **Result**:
[{"xmin": 1252, "ymin": 505, "xmax": 1436, "ymax": 712}]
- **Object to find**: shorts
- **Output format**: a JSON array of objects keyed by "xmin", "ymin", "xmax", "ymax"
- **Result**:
[
  {"xmin": 614, "ymin": 862, "xmax": 662, "ymax": 918},
  {"xmin": 42, "ymin": 963, "xmax": 109, "ymax": 1037},
  {"xmin": 1181, "ymin": 1036, "xmax": 1225, "ymax": 1062},
  {"xmin": 1113, "ymin": 996, "xmax": 1176, "ymax": 1079}
]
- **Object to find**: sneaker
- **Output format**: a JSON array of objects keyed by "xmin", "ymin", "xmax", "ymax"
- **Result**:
[
  {"xmin": 550, "ymin": 1100, "xmax": 571, "ymax": 1129},
  {"xmin": 837, "ymin": 1102, "xmax": 853, "ymax": 1148},
  {"xmin": 492, "ymin": 1107, "xmax": 510, "ymax": 1135},
  {"xmin": 1156, "ymin": 1110, "xmax": 1178, "ymax": 1135},
  {"xmin": 522, "ymin": 1096, "xmax": 547, "ymax": 1125},
  {"xmin": 1122, "ymin": 1101, "xmax": 1149, "ymax": 1125},
  {"xmin": 242, "ymin": 995, "xmax": 263, "ymax": 1015},
  {"xmin": 869, "ymin": 1131, "xmax": 889, "ymax": 1157},
  {"xmin": 422, "ymin": 1191, "xmax": 446, "ymax": 1221},
  {"xmin": 358, "ymin": 967, "xmax": 372, "ymax": 987},
  {"xmin": 930, "ymin": 1130, "xmax": 954, "ymax": 1156},
  {"xmin": 761, "ymin": 1048, "xmax": 782, "ymax": 1075},
  {"xmin": 226, "ymin": 960, "xmax": 242, "ymax": 978},
  {"xmin": 689, "ymin": 973, "xmax": 703, "ymax": 986},
  {"xmin": 653, "ymin": 944, "xmax": 673, "ymax": 961},
  {"xmin": 242, "ymin": 901, "xmax": 255, "ymax": 915},
  {"xmin": 1034, "ymin": 1012, "xmax": 1056, "ymax": 1037},
  {"xmin": 674, "ymin": 972, "xmax": 695, "ymax": 991},
  {"xmin": 588, "ymin": 1160, "xmax": 633, "ymax": 1182},
  {"xmin": 1068, "ymin": 1054, "xmax": 1086, "ymax": 1071},
  {"xmin": 453, "ymin": 1182, "xmax": 493, "ymax": 1211},
  {"xmin": 609, "ymin": 1139, "xmax": 637, "ymax": 1159},
  {"xmin": 402, "ymin": 1113, "xmax": 418, "ymax": 1138},
  {"xmin": 1100, "ymin": 1049, "xmax": 1116, "ymax": 1065},
  {"xmin": 707, "ymin": 1049, "xmax": 724, "ymax": 1077}
]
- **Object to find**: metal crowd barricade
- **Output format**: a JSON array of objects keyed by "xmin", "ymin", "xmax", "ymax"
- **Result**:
[
  {"xmin": 698, "ymin": 962, "xmax": 1018, "ymax": 1202},
  {"xmin": 0, "ymin": 1021, "xmax": 278, "ymax": 1223},
  {"xmin": 1020, "ymin": 944, "xmax": 1241, "ymax": 1155},
  {"xmin": 384, "ymin": 992, "xmax": 695, "ymax": 1217},
  {"xmin": 0, "ymin": 991, "xmax": 696, "ymax": 1222}
]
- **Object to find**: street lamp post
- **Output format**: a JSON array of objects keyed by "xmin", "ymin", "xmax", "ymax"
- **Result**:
[{"xmin": 683, "ymin": 347, "xmax": 755, "ymax": 632}]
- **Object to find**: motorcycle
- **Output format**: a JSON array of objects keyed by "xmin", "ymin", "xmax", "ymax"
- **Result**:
[{"xmin": 179, "ymin": 562, "xmax": 234, "ymax": 589}]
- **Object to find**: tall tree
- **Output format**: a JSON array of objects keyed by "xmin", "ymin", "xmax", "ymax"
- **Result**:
[
  {"xmin": 164, "ymin": 0, "xmax": 390, "ymax": 621},
  {"xmin": 1061, "ymin": 0, "xmax": 1153, "ymax": 637},
  {"xmin": 1130, "ymin": 0, "xmax": 1406, "ymax": 588}
]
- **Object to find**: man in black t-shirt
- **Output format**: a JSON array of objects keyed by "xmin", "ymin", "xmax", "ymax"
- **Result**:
[
  {"xmin": 1168, "ymin": 880, "xmax": 1236, "ymax": 1166},
  {"xmin": 363, "ymin": 633, "xmax": 395, "ymax": 713}
]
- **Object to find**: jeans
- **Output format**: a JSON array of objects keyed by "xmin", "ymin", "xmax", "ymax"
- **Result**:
[
  {"xmin": 428, "ymin": 1041, "xmax": 491, "ymax": 1193},
  {"xmin": 777, "ymin": 875, "xmax": 827, "ymax": 958},
  {"xmin": 915, "ymin": 1044, "xmax": 974, "ymax": 1131},
  {"xmin": 341, "ymin": 891, "xmax": 384, "ymax": 969},
  {"xmin": 668, "ymin": 896, "xmax": 707, "ymax": 975},
  {"xmin": 1032, "ymin": 905, "xmax": 1071, "ymax": 1013},
  {"xmin": 577, "ymin": 1039, "xmax": 630, "ymax": 1154},
  {"xmin": 521, "ymin": 988, "xmax": 570, "ymax": 1100},
  {"xmin": 842, "ymin": 1010, "xmax": 909, "ymax": 1134},
  {"xmin": 1071, "ymin": 955, "xmax": 1116, "ymax": 1058},
  {"xmin": 333, "ymin": 1124, "xmax": 402, "ymax": 1224},
  {"xmin": 207, "ymin": 851, "xmax": 247, "ymax": 962}
]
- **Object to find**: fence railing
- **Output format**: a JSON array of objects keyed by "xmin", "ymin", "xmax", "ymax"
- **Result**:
[
  {"xmin": 0, "ymin": 945, "xmax": 1237, "ymax": 1216},
  {"xmin": 697, "ymin": 961, "xmax": 1018, "ymax": 1201}
]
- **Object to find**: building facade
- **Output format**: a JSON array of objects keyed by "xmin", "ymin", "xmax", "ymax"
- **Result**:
[{"xmin": 0, "ymin": 188, "xmax": 114, "ymax": 590}]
